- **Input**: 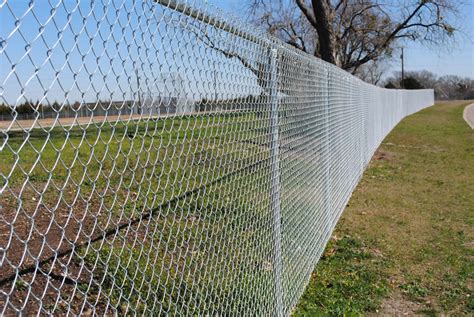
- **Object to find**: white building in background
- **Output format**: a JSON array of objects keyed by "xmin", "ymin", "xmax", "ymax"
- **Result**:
[{"xmin": 139, "ymin": 72, "xmax": 194, "ymax": 116}]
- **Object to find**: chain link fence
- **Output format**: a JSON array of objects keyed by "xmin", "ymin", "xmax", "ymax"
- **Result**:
[{"xmin": 0, "ymin": 0, "xmax": 433, "ymax": 315}]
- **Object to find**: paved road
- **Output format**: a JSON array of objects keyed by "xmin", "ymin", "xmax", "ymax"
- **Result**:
[{"xmin": 463, "ymin": 103, "xmax": 474, "ymax": 129}]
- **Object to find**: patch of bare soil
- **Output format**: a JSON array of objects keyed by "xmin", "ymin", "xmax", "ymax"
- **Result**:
[
  {"xmin": 0, "ymin": 184, "xmax": 101, "ymax": 280},
  {"xmin": 373, "ymin": 149, "xmax": 394, "ymax": 161},
  {"xmin": 0, "ymin": 182, "xmax": 150, "ymax": 315},
  {"xmin": 375, "ymin": 293, "xmax": 424, "ymax": 316},
  {"xmin": 0, "ymin": 255, "xmax": 115, "ymax": 315}
]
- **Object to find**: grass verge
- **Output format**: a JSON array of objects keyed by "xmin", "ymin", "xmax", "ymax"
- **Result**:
[{"xmin": 294, "ymin": 100, "xmax": 474, "ymax": 316}]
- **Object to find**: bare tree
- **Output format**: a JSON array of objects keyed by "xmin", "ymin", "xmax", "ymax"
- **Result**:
[
  {"xmin": 384, "ymin": 70, "xmax": 474, "ymax": 99},
  {"xmin": 248, "ymin": 0, "xmax": 461, "ymax": 73},
  {"xmin": 355, "ymin": 60, "xmax": 389, "ymax": 85},
  {"xmin": 437, "ymin": 75, "xmax": 474, "ymax": 100}
]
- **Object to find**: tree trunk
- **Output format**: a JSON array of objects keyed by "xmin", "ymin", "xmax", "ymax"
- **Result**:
[{"xmin": 311, "ymin": 0, "xmax": 337, "ymax": 65}]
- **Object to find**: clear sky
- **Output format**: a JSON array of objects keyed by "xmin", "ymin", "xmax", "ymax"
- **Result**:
[
  {"xmin": 1, "ymin": 1, "xmax": 260, "ymax": 104},
  {"xmin": 1, "ymin": 0, "xmax": 472, "ymax": 106},
  {"xmin": 208, "ymin": 0, "xmax": 474, "ymax": 79}
]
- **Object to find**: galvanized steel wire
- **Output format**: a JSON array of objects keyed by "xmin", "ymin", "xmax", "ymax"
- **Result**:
[{"xmin": 0, "ymin": 0, "xmax": 434, "ymax": 315}]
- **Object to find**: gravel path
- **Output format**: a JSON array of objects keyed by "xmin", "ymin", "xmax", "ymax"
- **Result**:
[{"xmin": 463, "ymin": 103, "xmax": 474, "ymax": 129}]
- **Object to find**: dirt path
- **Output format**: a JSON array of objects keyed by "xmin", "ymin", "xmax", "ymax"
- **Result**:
[
  {"xmin": 0, "ymin": 109, "xmax": 245, "ymax": 132},
  {"xmin": 0, "ymin": 115, "xmax": 144, "ymax": 131},
  {"xmin": 463, "ymin": 103, "xmax": 474, "ymax": 129}
]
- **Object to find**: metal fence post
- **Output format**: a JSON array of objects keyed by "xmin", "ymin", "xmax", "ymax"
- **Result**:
[
  {"xmin": 269, "ymin": 48, "xmax": 283, "ymax": 317},
  {"xmin": 323, "ymin": 67, "xmax": 332, "ymax": 238}
]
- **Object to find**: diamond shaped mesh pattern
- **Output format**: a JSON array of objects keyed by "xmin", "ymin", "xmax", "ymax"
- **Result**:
[{"xmin": 0, "ymin": 0, "xmax": 433, "ymax": 315}]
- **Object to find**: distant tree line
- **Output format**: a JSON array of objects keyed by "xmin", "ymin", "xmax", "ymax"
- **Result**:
[
  {"xmin": 194, "ymin": 95, "xmax": 262, "ymax": 112},
  {"xmin": 0, "ymin": 100, "xmax": 132, "ymax": 117},
  {"xmin": 0, "ymin": 100, "xmax": 68, "ymax": 116},
  {"xmin": 384, "ymin": 70, "xmax": 474, "ymax": 100}
]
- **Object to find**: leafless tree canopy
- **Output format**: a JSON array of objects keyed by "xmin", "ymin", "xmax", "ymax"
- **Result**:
[
  {"xmin": 355, "ymin": 61, "xmax": 388, "ymax": 85},
  {"xmin": 248, "ymin": 0, "xmax": 461, "ymax": 73},
  {"xmin": 384, "ymin": 70, "xmax": 474, "ymax": 99}
]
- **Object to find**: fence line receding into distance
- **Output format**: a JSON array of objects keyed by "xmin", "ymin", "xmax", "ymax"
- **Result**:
[{"xmin": 0, "ymin": 0, "xmax": 434, "ymax": 315}]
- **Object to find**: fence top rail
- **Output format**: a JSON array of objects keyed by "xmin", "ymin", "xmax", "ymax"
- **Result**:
[
  {"xmin": 154, "ymin": 0, "xmax": 435, "ymax": 94},
  {"xmin": 154, "ymin": 0, "xmax": 269, "ymax": 46}
]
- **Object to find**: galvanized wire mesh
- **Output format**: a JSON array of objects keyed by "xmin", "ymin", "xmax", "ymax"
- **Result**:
[{"xmin": 0, "ymin": 0, "xmax": 433, "ymax": 315}]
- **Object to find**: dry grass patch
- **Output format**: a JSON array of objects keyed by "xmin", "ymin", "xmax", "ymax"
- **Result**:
[{"xmin": 296, "ymin": 100, "xmax": 473, "ymax": 315}]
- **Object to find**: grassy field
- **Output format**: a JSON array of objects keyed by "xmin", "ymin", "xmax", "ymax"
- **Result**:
[
  {"xmin": 1, "ymin": 112, "xmax": 280, "ymax": 314},
  {"xmin": 3, "ymin": 100, "xmax": 472, "ymax": 314},
  {"xmin": 2, "ymin": 104, "xmax": 332, "ymax": 314},
  {"xmin": 294, "ymin": 100, "xmax": 474, "ymax": 315}
]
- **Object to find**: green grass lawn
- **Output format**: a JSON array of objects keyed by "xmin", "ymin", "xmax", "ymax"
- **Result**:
[
  {"xmin": 3, "ymin": 101, "xmax": 472, "ymax": 314},
  {"xmin": 2, "ymin": 113, "xmax": 272, "ymax": 221},
  {"xmin": 1, "ymin": 112, "xmax": 279, "ymax": 314},
  {"xmin": 2, "ymin": 104, "xmax": 330, "ymax": 314},
  {"xmin": 294, "ymin": 100, "xmax": 474, "ymax": 316}
]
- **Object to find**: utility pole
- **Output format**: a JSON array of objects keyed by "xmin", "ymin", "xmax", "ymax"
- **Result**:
[
  {"xmin": 214, "ymin": 60, "xmax": 218, "ymax": 102},
  {"xmin": 400, "ymin": 47, "xmax": 405, "ymax": 89},
  {"xmin": 135, "ymin": 68, "xmax": 142, "ymax": 114}
]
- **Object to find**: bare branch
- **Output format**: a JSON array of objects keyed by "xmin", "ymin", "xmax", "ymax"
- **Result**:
[
  {"xmin": 182, "ymin": 21, "xmax": 260, "ymax": 79},
  {"xmin": 247, "ymin": 0, "xmax": 461, "ymax": 77},
  {"xmin": 295, "ymin": 0, "xmax": 318, "ymax": 28}
]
